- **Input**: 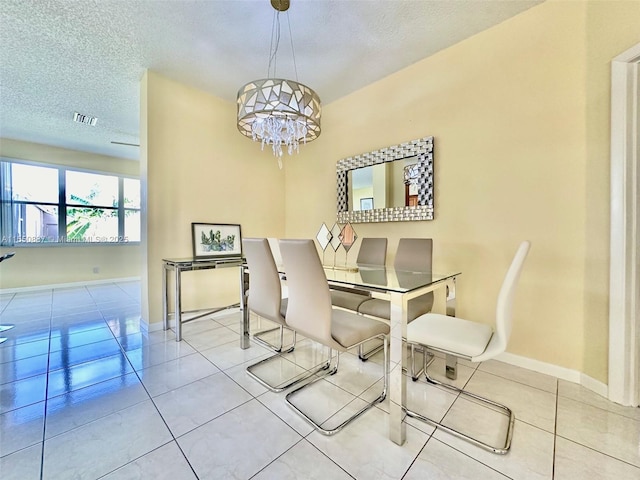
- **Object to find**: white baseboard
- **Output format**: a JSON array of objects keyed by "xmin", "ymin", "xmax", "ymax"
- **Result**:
[
  {"xmin": 580, "ymin": 372, "xmax": 609, "ymax": 398},
  {"xmin": 0, "ymin": 276, "xmax": 140, "ymax": 294},
  {"xmin": 496, "ymin": 351, "xmax": 610, "ymax": 399},
  {"xmin": 496, "ymin": 351, "xmax": 582, "ymax": 383},
  {"xmin": 143, "ymin": 318, "xmax": 161, "ymax": 333}
]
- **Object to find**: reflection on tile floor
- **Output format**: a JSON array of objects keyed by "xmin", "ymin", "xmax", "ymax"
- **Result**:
[{"xmin": 1, "ymin": 281, "xmax": 639, "ymax": 479}]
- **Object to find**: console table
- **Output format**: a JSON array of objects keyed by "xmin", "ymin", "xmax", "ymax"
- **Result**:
[{"xmin": 162, "ymin": 256, "xmax": 244, "ymax": 341}]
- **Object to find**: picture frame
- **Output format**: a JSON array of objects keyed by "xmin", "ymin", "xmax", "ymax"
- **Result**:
[
  {"xmin": 360, "ymin": 197, "xmax": 374, "ymax": 211},
  {"xmin": 191, "ymin": 223, "xmax": 242, "ymax": 258}
]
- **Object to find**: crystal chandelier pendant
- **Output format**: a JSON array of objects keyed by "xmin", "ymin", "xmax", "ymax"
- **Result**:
[
  {"xmin": 238, "ymin": 78, "xmax": 321, "ymax": 168},
  {"xmin": 236, "ymin": 1, "xmax": 321, "ymax": 168}
]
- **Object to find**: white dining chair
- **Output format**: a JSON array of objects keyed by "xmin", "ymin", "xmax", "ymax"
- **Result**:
[
  {"xmin": 279, "ymin": 239, "xmax": 389, "ymax": 435},
  {"xmin": 243, "ymin": 238, "xmax": 331, "ymax": 392},
  {"xmin": 405, "ymin": 241, "xmax": 531, "ymax": 454}
]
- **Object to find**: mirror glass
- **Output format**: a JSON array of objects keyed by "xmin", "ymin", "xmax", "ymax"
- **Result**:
[
  {"xmin": 336, "ymin": 136, "xmax": 434, "ymax": 223},
  {"xmin": 348, "ymin": 156, "xmax": 420, "ymax": 211}
]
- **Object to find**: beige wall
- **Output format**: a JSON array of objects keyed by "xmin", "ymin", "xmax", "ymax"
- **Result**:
[
  {"xmin": 141, "ymin": 71, "xmax": 286, "ymax": 326},
  {"xmin": 0, "ymin": 244, "xmax": 140, "ymax": 289},
  {"xmin": 284, "ymin": 0, "xmax": 640, "ymax": 383},
  {"xmin": 583, "ymin": 1, "xmax": 640, "ymax": 382},
  {"xmin": 0, "ymin": 139, "xmax": 141, "ymax": 289},
  {"xmin": 0, "ymin": 138, "xmax": 139, "ymax": 176}
]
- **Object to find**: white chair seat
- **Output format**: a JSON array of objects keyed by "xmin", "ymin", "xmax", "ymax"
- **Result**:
[
  {"xmin": 407, "ymin": 313, "xmax": 493, "ymax": 358},
  {"xmin": 332, "ymin": 308, "xmax": 389, "ymax": 348}
]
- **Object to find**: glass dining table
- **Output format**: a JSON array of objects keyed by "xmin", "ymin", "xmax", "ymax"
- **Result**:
[{"xmin": 239, "ymin": 263, "xmax": 461, "ymax": 446}]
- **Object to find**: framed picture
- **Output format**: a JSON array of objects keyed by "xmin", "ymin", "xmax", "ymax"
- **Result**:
[
  {"xmin": 360, "ymin": 197, "xmax": 374, "ymax": 211},
  {"xmin": 191, "ymin": 223, "xmax": 242, "ymax": 258}
]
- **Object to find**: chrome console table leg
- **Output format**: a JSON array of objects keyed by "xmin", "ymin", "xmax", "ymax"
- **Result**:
[
  {"xmin": 174, "ymin": 265, "xmax": 182, "ymax": 342},
  {"xmin": 162, "ymin": 263, "xmax": 169, "ymax": 331},
  {"xmin": 240, "ymin": 264, "xmax": 250, "ymax": 349}
]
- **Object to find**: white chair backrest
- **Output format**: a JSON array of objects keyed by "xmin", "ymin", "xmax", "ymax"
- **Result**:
[
  {"xmin": 279, "ymin": 239, "xmax": 334, "ymax": 346},
  {"xmin": 479, "ymin": 241, "xmax": 531, "ymax": 361},
  {"xmin": 242, "ymin": 238, "xmax": 283, "ymax": 323},
  {"xmin": 356, "ymin": 238, "xmax": 387, "ymax": 266},
  {"xmin": 395, "ymin": 238, "xmax": 432, "ymax": 272}
]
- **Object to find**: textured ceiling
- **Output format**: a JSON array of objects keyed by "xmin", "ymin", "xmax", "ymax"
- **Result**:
[{"xmin": 0, "ymin": 0, "xmax": 542, "ymax": 160}]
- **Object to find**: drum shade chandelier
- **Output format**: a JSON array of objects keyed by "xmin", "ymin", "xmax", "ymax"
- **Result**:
[{"xmin": 237, "ymin": 0, "xmax": 321, "ymax": 168}]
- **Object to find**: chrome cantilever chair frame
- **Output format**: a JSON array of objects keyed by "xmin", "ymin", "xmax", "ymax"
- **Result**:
[
  {"xmin": 286, "ymin": 336, "xmax": 388, "ymax": 436},
  {"xmin": 250, "ymin": 315, "xmax": 294, "ymax": 354},
  {"xmin": 280, "ymin": 239, "xmax": 389, "ymax": 436},
  {"xmin": 357, "ymin": 336, "xmax": 384, "ymax": 362},
  {"xmin": 405, "ymin": 346, "xmax": 515, "ymax": 454},
  {"xmin": 405, "ymin": 241, "xmax": 531, "ymax": 455},
  {"xmin": 243, "ymin": 238, "xmax": 329, "ymax": 393}
]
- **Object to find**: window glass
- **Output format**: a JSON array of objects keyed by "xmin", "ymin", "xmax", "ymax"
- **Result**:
[
  {"xmin": 123, "ymin": 178, "xmax": 140, "ymax": 209},
  {"xmin": 1, "ymin": 160, "xmax": 140, "ymax": 246},
  {"xmin": 66, "ymin": 171, "xmax": 118, "ymax": 207},
  {"xmin": 66, "ymin": 207, "xmax": 118, "ymax": 242},
  {"xmin": 11, "ymin": 164, "xmax": 58, "ymax": 203},
  {"xmin": 124, "ymin": 210, "xmax": 140, "ymax": 242},
  {"xmin": 13, "ymin": 204, "xmax": 58, "ymax": 242}
]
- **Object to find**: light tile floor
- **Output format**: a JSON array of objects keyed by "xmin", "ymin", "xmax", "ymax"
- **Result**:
[{"xmin": 1, "ymin": 281, "xmax": 639, "ymax": 479}]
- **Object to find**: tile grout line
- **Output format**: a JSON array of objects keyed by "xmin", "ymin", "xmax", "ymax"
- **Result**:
[
  {"xmin": 86, "ymin": 299, "xmax": 193, "ymax": 477},
  {"xmin": 554, "ymin": 432, "xmax": 640, "ymax": 470},
  {"xmin": 9, "ymin": 283, "xmax": 638, "ymax": 479},
  {"xmin": 113, "ymin": 327, "xmax": 203, "ymax": 479},
  {"xmin": 96, "ymin": 284, "xmax": 199, "ymax": 479},
  {"xmin": 42, "ymin": 282, "xmax": 186, "ymax": 479},
  {"xmin": 39, "ymin": 287, "xmax": 55, "ymax": 480},
  {"xmin": 556, "ymin": 389, "xmax": 640, "ymax": 421},
  {"xmin": 475, "ymin": 367, "xmax": 557, "ymax": 396},
  {"xmin": 402, "ymin": 359, "xmax": 518, "ymax": 480}
]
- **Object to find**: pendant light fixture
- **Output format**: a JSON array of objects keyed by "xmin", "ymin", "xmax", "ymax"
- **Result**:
[{"xmin": 236, "ymin": 0, "xmax": 321, "ymax": 168}]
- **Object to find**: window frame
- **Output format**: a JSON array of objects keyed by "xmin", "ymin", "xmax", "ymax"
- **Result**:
[{"xmin": 1, "ymin": 158, "xmax": 140, "ymax": 247}]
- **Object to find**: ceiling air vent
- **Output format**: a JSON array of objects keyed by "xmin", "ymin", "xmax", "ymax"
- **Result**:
[{"xmin": 73, "ymin": 112, "xmax": 97, "ymax": 126}]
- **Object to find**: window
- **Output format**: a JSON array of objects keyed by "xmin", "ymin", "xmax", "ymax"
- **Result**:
[{"xmin": 0, "ymin": 160, "xmax": 140, "ymax": 245}]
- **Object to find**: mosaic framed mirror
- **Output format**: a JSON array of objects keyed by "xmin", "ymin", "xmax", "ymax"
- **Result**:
[{"xmin": 336, "ymin": 136, "xmax": 434, "ymax": 223}]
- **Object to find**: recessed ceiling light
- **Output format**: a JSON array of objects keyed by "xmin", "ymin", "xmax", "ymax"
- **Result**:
[{"xmin": 73, "ymin": 112, "xmax": 97, "ymax": 126}]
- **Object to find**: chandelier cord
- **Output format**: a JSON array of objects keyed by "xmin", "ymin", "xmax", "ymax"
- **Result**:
[
  {"xmin": 267, "ymin": 11, "xmax": 280, "ymax": 78},
  {"xmin": 267, "ymin": 11, "xmax": 298, "ymax": 82},
  {"xmin": 286, "ymin": 12, "xmax": 299, "ymax": 82}
]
